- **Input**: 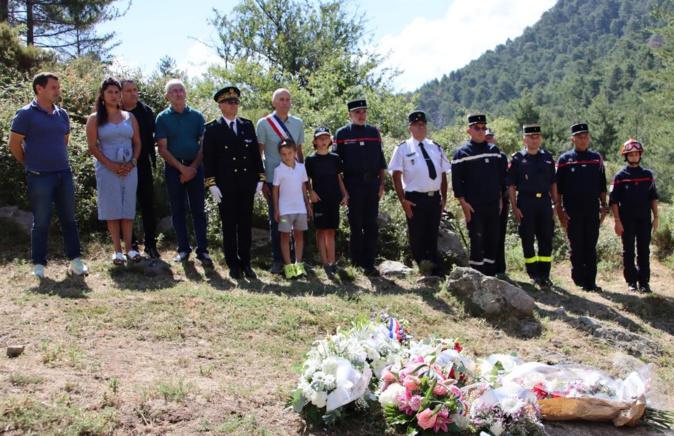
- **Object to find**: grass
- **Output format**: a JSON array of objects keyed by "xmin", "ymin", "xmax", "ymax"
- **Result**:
[{"xmin": 0, "ymin": 232, "xmax": 672, "ymax": 434}]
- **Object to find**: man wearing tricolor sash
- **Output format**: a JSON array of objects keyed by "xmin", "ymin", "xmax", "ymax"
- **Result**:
[{"xmin": 256, "ymin": 88, "xmax": 305, "ymax": 274}]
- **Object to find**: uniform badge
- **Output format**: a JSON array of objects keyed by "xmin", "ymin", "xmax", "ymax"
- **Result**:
[
  {"xmin": 360, "ymin": 141, "xmax": 365, "ymax": 146},
  {"xmin": 485, "ymin": 158, "xmax": 490, "ymax": 163}
]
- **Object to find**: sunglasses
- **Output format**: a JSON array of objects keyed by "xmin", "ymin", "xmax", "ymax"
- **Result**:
[
  {"xmin": 219, "ymin": 99, "xmax": 240, "ymax": 105},
  {"xmin": 471, "ymin": 125, "xmax": 487, "ymax": 131}
]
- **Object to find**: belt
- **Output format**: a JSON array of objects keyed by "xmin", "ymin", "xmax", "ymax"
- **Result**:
[
  {"xmin": 519, "ymin": 192, "xmax": 549, "ymax": 199},
  {"xmin": 406, "ymin": 190, "xmax": 439, "ymax": 197}
]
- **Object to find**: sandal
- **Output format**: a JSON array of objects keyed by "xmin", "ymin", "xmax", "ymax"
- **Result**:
[
  {"xmin": 127, "ymin": 250, "xmax": 142, "ymax": 262},
  {"xmin": 112, "ymin": 252, "xmax": 125, "ymax": 265}
]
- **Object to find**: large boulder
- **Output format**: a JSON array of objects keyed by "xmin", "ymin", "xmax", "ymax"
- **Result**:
[{"xmin": 445, "ymin": 267, "xmax": 535, "ymax": 318}]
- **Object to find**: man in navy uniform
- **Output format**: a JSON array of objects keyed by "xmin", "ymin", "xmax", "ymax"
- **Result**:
[
  {"xmin": 203, "ymin": 85, "xmax": 265, "ymax": 280},
  {"xmin": 389, "ymin": 110, "xmax": 450, "ymax": 275},
  {"xmin": 556, "ymin": 123, "xmax": 608, "ymax": 292},
  {"xmin": 487, "ymin": 128, "xmax": 509, "ymax": 276},
  {"xmin": 334, "ymin": 98, "xmax": 387, "ymax": 276},
  {"xmin": 451, "ymin": 114, "xmax": 507, "ymax": 276},
  {"xmin": 508, "ymin": 124, "xmax": 558, "ymax": 287}
]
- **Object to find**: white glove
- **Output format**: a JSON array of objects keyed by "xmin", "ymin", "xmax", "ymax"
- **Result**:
[
  {"xmin": 209, "ymin": 185, "xmax": 222, "ymax": 204},
  {"xmin": 256, "ymin": 181, "xmax": 263, "ymax": 193}
]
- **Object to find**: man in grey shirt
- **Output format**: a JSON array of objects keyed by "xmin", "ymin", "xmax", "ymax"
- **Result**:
[{"xmin": 256, "ymin": 88, "xmax": 305, "ymax": 274}]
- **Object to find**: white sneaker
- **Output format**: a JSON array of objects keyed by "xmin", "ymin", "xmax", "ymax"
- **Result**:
[
  {"xmin": 127, "ymin": 250, "xmax": 141, "ymax": 262},
  {"xmin": 33, "ymin": 264, "xmax": 45, "ymax": 279},
  {"xmin": 112, "ymin": 252, "xmax": 125, "ymax": 265},
  {"xmin": 68, "ymin": 258, "xmax": 89, "ymax": 276}
]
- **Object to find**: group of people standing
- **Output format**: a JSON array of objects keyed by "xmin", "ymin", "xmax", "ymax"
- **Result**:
[
  {"xmin": 447, "ymin": 116, "xmax": 659, "ymax": 293},
  {"xmin": 8, "ymin": 72, "xmax": 660, "ymax": 293}
]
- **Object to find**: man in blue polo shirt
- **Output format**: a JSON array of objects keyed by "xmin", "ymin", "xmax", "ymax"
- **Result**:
[
  {"xmin": 8, "ymin": 72, "xmax": 88, "ymax": 279},
  {"xmin": 156, "ymin": 79, "xmax": 212, "ymax": 267}
]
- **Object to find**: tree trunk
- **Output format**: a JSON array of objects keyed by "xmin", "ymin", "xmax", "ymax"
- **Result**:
[
  {"xmin": 0, "ymin": 0, "xmax": 9, "ymax": 22},
  {"xmin": 26, "ymin": 0, "xmax": 34, "ymax": 45}
]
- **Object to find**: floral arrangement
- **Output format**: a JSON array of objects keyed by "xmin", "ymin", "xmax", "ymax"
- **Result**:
[
  {"xmin": 289, "ymin": 313, "xmax": 408, "ymax": 425},
  {"xmin": 379, "ymin": 356, "xmax": 469, "ymax": 434},
  {"xmin": 291, "ymin": 318, "xmax": 662, "ymax": 432},
  {"xmin": 464, "ymin": 383, "xmax": 545, "ymax": 436}
]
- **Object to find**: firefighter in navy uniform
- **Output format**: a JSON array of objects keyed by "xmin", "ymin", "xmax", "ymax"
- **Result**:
[
  {"xmin": 334, "ymin": 99, "xmax": 387, "ymax": 276},
  {"xmin": 451, "ymin": 114, "xmax": 507, "ymax": 276},
  {"xmin": 486, "ymin": 128, "xmax": 509, "ymax": 276},
  {"xmin": 610, "ymin": 139, "xmax": 659, "ymax": 293},
  {"xmin": 389, "ymin": 110, "xmax": 450, "ymax": 276},
  {"xmin": 508, "ymin": 124, "xmax": 558, "ymax": 287},
  {"xmin": 203, "ymin": 86, "xmax": 265, "ymax": 280},
  {"xmin": 556, "ymin": 123, "xmax": 608, "ymax": 292}
]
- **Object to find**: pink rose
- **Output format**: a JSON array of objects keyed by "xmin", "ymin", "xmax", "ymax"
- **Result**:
[
  {"xmin": 382, "ymin": 370, "xmax": 397, "ymax": 384},
  {"xmin": 416, "ymin": 408, "xmax": 437, "ymax": 430},
  {"xmin": 417, "ymin": 407, "xmax": 451, "ymax": 432},
  {"xmin": 433, "ymin": 384, "xmax": 448, "ymax": 397},
  {"xmin": 403, "ymin": 375, "xmax": 420, "ymax": 392}
]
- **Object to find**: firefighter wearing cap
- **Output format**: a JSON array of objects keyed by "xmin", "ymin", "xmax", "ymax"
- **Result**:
[
  {"xmin": 610, "ymin": 139, "xmax": 659, "ymax": 293},
  {"xmin": 451, "ymin": 114, "xmax": 507, "ymax": 276},
  {"xmin": 203, "ymin": 85, "xmax": 265, "ymax": 280},
  {"xmin": 389, "ymin": 110, "xmax": 450, "ymax": 275},
  {"xmin": 334, "ymin": 98, "xmax": 387, "ymax": 276},
  {"xmin": 508, "ymin": 124, "xmax": 558, "ymax": 287},
  {"xmin": 486, "ymin": 128, "xmax": 509, "ymax": 276},
  {"xmin": 556, "ymin": 122, "xmax": 608, "ymax": 292}
]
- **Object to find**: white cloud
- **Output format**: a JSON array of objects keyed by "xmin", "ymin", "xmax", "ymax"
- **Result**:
[
  {"xmin": 377, "ymin": 0, "xmax": 557, "ymax": 91},
  {"xmin": 177, "ymin": 41, "xmax": 225, "ymax": 78}
]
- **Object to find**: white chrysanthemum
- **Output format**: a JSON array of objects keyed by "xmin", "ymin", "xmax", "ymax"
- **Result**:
[
  {"xmin": 378, "ymin": 382, "xmax": 405, "ymax": 407},
  {"xmin": 311, "ymin": 390, "xmax": 328, "ymax": 408}
]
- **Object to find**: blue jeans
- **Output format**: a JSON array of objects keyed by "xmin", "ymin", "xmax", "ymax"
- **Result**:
[
  {"xmin": 266, "ymin": 182, "xmax": 282, "ymax": 263},
  {"xmin": 26, "ymin": 170, "xmax": 82, "ymax": 265},
  {"xmin": 165, "ymin": 164, "xmax": 208, "ymax": 256}
]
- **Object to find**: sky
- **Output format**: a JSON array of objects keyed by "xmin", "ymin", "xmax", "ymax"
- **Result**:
[{"xmin": 99, "ymin": 0, "xmax": 557, "ymax": 92}]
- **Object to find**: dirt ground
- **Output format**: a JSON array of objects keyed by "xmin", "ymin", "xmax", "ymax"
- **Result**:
[{"xmin": 0, "ymin": 231, "xmax": 672, "ymax": 435}]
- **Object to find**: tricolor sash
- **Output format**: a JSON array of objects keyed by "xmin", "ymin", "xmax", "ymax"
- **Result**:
[{"xmin": 265, "ymin": 113, "xmax": 295, "ymax": 142}]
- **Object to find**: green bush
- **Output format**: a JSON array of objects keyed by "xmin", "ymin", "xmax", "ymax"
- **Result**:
[{"xmin": 653, "ymin": 205, "xmax": 674, "ymax": 260}]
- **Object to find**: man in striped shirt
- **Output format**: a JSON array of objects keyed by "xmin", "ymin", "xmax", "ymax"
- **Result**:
[{"xmin": 451, "ymin": 114, "xmax": 507, "ymax": 276}]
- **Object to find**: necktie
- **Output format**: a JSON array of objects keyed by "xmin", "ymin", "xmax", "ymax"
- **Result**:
[
  {"xmin": 229, "ymin": 121, "xmax": 236, "ymax": 135},
  {"xmin": 418, "ymin": 141, "xmax": 437, "ymax": 180}
]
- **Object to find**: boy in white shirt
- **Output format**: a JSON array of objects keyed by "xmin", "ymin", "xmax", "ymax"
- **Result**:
[{"xmin": 273, "ymin": 138, "xmax": 312, "ymax": 278}]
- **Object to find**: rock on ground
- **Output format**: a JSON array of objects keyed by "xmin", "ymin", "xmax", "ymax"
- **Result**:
[
  {"xmin": 445, "ymin": 267, "xmax": 535, "ymax": 318},
  {"xmin": 378, "ymin": 260, "xmax": 413, "ymax": 277}
]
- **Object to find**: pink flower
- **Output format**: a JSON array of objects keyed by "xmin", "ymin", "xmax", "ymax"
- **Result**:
[
  {"xmin": 433, "ymin": 384, "xmax": 448, "ymax": 397},
  {"xmin": 417, "ymin": 407, "xmax": 451, "ymax": 432},
  {"xmin": 382, "ymin": 369, "xmax": 397, "ymax": 384},
  {"xmin": 403, "ymin": 375, "xmax": 420, "ymax": 392},
  {"xmin": 449, "ymin": 384, "xmax": 463, "ymax": 400},
  {"xmin": 408, "ymin": 395, "xmax": 423, "ymax": 412},
  {"xmin": 397, "ymin": 390, "xmax": 415, "ymax": 415}
]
